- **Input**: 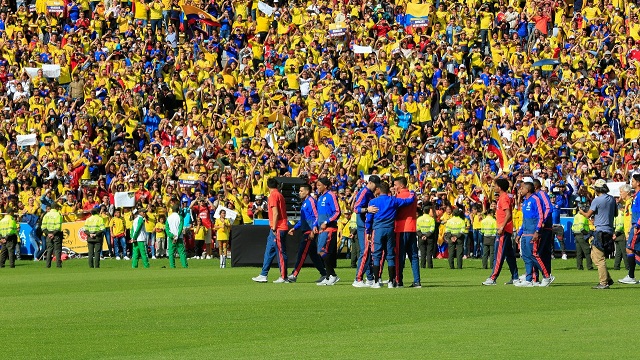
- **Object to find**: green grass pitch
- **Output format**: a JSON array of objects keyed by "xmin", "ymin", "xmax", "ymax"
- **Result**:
[{"xmin": 2, "ymin": 257, "xmax": 638, "ymax": 359}]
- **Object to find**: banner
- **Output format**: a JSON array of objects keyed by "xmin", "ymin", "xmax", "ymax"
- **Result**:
[
  {"xmin": 329, "ymin": 23, "xmax": 347, "ymax": 37},
  {"xmin": 18, "ymin": 223, "xmax": 35, "ymax": 256},
  {"xmin": 179, "ymin": 173, "xmax": 199, "ymax": 187},
  {"xmin": 114, "ymin": 191, "xmax": 135, "ymax": 208},
  {"xmin": 607, "ymin": 182, "xmax": 626, "ymax": 197},
  {"xmin": 17, "ymin": 134, "xmax": 37, "ymax": 147},
  {"xmin": 406, "ymin": 3, "xmax": 429, "ymax": 26},
  {"xmin": 24, "ymin": 65, "xmax": 61, "ymax": 79},
  {"xmin": 258, "ymin": 1, "xmax": 275, "ymax": 16},
  {"xmin": 353, "ymin": 45, "xmax": 373, "ymax": 54},
  {"xmin": 214, "ymin": 205, "xmax": 238, "ymax": 224},
  {"xmin": 61, "ymin": 221, "xmax": 109, "ymax": 254},
  {"xmin": 46, "ymin": 0, "xmax": 65, "ymax": 13}
]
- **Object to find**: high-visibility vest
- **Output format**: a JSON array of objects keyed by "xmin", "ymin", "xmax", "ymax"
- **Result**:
[
  {"xmin": 614, "ymin": 213, "xmax": 624, "ymax": 234},
  {"xmin": 572, "ymin": 213, "xmax": 590, "ymax": 233},
  {"xmin": 42, "ymin": 210, "xmax": 63, "ymax": 232},
  {"xmin": 0, "ymin": 215, "xmax": 17, "ymax": 236},
  {"xmin": 417, "ymin": 214, "xmax": 435, "ymax": 233},
  {"xmin": 445, "ymin": 217, "xmax": 466, "ymax": 236},
  {"xmin": 480, "ymin": 216, "xmax": 497, "ymax": 236},
  {"xmin": 84, "ymin": 215, "xmax": 106, "ymax": 233}
]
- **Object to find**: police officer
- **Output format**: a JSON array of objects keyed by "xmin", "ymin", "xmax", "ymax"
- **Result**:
[
  {"xmin": 42, "ymin": 204, "xmax": 64, "ymax": 268},
  {"xmin": 84, "ymin": 208, "xmax": 106, "ymax": 268},
  {"xmin": 444, "ymin": 209, "xmax": 466, "ymax": 269},
  {"xmin": 0, "ymin": 208, "xmax": 18, "ymax": 268},
  {"xmin": 416, "ymin": 206, "xmax": 435, "ymax": 269},
  {"xmin": 481, "ymin": 210, "xmax": 497, "ymax": 270},
  {"xmin": 572, "ymin": 203, "xmax": 593, "ymax": 271}
]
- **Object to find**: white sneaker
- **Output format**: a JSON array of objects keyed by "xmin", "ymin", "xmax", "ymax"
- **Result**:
[
  {"xmin": 252, "ymin": 275, "xmax": 268, "ymax": 283},
  {"xmin": 116, "ymin": 256, "xmax": 121, "ymax": 260},
  {"xmin": 388, "ymin": 281, "xmax": 396, "ymax": 289},
  {"xmin": 561, "ymin": 253, "xmax": 568, "ymax": 260},
  {"xmin": 519, "ymin": 274, "xmax": 526, "ymax": 281},
  {"xmin": 371, "ymin": 281, "xmax": 382, "ymax": 289},
  {"xmin": 326, "ymin": 275, "xmax": 340, "ymax": 286},
  {"xmin": 273, "ymin": 277, "xmax": 289, "ymax": 284},
  {"xmin": 366, "ymin": 279, "xmax": 375, "ymax": 286},
  {"xmin": 482, "ymin": 278, "xmax": 497, "ymax": 286},
  {"xmin": 352, "ymin": 280, "xmax": 369, "ymax": 288},
  {"xmin": 618, "ymin": 275, "xmax": 638, "ymax": 284},
  {"xmin": 287, "ymin": 275, "xmax": 297, "ymax": 282},
  {"xmin": 316, "ymin": 278, "xmax": 329, "ymax": 286},
  {"xmin": 151, "ymin": 256, "xmax": 157, "ymax": 260},
  {"xmin": 206, "ymin": 255, "xmax": 212, "ymax": 260},
  {"xmin": 539, "ymin": 276, "xmax": 555, "ymax": 287},
  {"xmin": 514, "ymin": 280, "xmax": 534, "ymax": 287},
  {"xmin": 124, "ymin": 256, "xmax": 130, "ymax": 260}
]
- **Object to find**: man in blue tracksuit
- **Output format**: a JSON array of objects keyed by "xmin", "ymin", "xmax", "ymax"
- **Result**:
[
  {"xmin": 314, "ymin": 178, "xmax": 342, "ymax": 286},
  {"xmin": 352, "ymin": 175, "xmax": 381, "ymax": 288},
  {"xmin": 550, "ymin": 181, "xmax": 573, "ymax": 259},
  {"xmin": 515, "ymin": 181, "xmax": 553, "ymax": 287},
  {"xmin": 287, "ymin": 183, "xmax": 326, "ymax": 283},
  {"xmin": 533, "ymin": 179, "xmax": 554, "ymax": 280},
  {"xmin": 365, "ymin": 182, "xmax": 415, "ymax": 288}
]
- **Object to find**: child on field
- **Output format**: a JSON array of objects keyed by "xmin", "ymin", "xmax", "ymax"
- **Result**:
[
  {"xmin": 155, "ymin": 215, "xmax": 167, "ymax": 258},
  {"xmin": 214, "ymin": 210, "xmax": 231, "ymax": 268},
  {"xmin": 193, "ymin": 217, "xmax": 205, "ymax": 259}
]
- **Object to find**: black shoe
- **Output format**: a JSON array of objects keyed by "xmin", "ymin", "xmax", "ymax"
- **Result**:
[
  {"xmin": 593, "ymin": 283, "xmax": 610, "ymax": 289},
  {"xmin": 409, "ymin": 282, "xmax": 422, "ymax": 288},
  {"xmin": 577, "ymin": 267, "xmax": 583, "ymax": 270},
  {"xmin": 607, "ymin": 278, "xmax": 614, "ymax": 286},
  {"xmin": 613, "ymin": 268, "xmax": 620, "ymax": 270},
  {"xmin": 397, "ymin": 282, "xmax": 404, "ymax": 288}
]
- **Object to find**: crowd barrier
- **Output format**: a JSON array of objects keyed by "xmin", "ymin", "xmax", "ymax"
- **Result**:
[{"xmin": 18, "ymin": 221, "xmax": 109, "ymax": 256}]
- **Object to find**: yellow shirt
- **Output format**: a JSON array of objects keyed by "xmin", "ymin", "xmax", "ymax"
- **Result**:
[
  {"xmin": 215, "ymin": 218, "xmax": 231, "ymax": 241},
  {"xmin": 109, "ymin": 217, "xmax": 125, "ymax": 236}
]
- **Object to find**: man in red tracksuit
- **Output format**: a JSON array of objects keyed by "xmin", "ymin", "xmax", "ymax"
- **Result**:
[{"xmin": 393, "ymin": 177, "xmax": 421, "ymax": 288}]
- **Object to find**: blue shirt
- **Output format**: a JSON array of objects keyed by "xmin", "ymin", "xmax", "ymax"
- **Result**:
[
  {"xmin": 293, "ymin": 196, "xmax": 318, "ymax": 232},
  {"xmin": 631, "ymin": 190, "xmax": 640, "ymax": 227},
  {"xmin": 314, "ymin": 191, "xmax": 341, "ymax": 229},
  {"xmin": 534, "ymin": 190, "xmax": 552, "ymax": 227},
  {"xmin": 353, "ymin": 187, "xmax": 374, "ymax": 227},
  {"xmin": 365, "ymin": 193, "xmax": 415, "ymax": 233},
  {"xmin": 518, "ymin": 194, "xmax": 544, "ymax": 236}
]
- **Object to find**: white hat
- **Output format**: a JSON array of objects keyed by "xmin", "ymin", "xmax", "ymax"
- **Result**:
[{"xmin": 522, "ymin": 177, "xmax": 534, "ymax": 184}]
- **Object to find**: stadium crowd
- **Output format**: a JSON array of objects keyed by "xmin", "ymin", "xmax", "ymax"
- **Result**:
[{"xmin": 1, "ymin": 0, "xmax": 640, "ymax": 286}]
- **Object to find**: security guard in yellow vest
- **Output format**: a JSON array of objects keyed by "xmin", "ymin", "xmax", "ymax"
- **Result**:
[
  {"xmin": 572, "ymin": 204, "xmax": 593, "ymax": 271},
  {"xmin": 0, "ymin": 208, "xmax": 19, "ymax": 268},
  {"xmin": 613, "ymin": 202, "xmax": 627, "ymax": 271},
  {"xmin": 84, "ymin": 208, "xmax": 106, "ymax": 268},
  {"xmin": 417, "ymin": 207, "xmax": 436, "ymax": 269},
  {"xmin": 444, "ymin": 209, "xmax": 466, "ymax": 269},
  {"xmin": 42, "ymin": 204, "xmax": 64, "ymax": 268},
  {"xmin": 481, "ymin": 210, "xmax": 497, "ymax": 270}
]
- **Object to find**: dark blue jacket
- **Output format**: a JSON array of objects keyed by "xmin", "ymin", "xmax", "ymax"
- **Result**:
[
  {"xmin": 365, "ymin": 193, "xmax": 415, "ymax": 233},
  {"xmin": 293, "ymin": 196, "xmax": 318, "ymax": 232}
]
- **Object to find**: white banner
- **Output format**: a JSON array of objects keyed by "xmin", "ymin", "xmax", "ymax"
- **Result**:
[
  {"xmin": 17, "ymin": 134, "xmax": 37, "ymax": 147},
  {"xmin": 258, "ymin": 1, "xmax": 275, "ymax": 16},
  {"xmin": 607, "ymin": 182, "xmax": 626, "ymax": 197},
  {"xmin": 353, "ymin": 45, "xmax": 373, "ymax": 54},
  {"xmin": 24, "ymin": 65, "xmax": 61, "ymax": 79},
  {"xmin": 214, "ymin": 205, "xmax": 238, "ymax": 224},
  {"xmin": 114, "ymin": 192, "xmax": 136, "ymax": 208}
]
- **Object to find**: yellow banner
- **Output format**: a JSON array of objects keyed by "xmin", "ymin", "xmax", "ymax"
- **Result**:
[{"xmin": 62, "ymin": 221, "xmax": 108, "ymax": 254}]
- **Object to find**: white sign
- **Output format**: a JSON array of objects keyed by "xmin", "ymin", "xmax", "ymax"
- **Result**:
[
  {"xmin": 607, "ymin": 182, "xmax": 626, "ymax": 197},
  {"xmin": 353, "ymin": 45, "xmax": 373, "ymax": 54},
  {"xmin": 214, "ymin": 205, "xmax": 238, "ymax": 224},
  {"xmin": 114, "ymin": 192, "xmax": 136, "ymax": 208},
  {"xmin": 24, "ymin": 64, "xmax": 61, "ymax": 79},
  {"xmin": 258, "ymin": 1, "xmax": 275, "ymax": 16},
  {"xmin": 16, "ymin": 134, "xmax": 37, "ymax": 146}
]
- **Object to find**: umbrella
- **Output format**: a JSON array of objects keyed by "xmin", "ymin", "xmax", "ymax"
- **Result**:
[{"xmin": 531, "ymin": 58, "xmax": 560, "ymax": 67}]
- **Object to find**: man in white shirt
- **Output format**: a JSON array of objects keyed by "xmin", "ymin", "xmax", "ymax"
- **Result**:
[
  {"xmin": 166, "ymin": 203, "xmax": 188, "ymax": 268},
  {"xmin": 131, "ymin": 207, "xmax": 150, "ymax": 269}
]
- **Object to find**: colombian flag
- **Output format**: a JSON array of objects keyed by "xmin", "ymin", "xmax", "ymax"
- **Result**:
[
  {"xmin": 181, "ymin": 4, "xmax": 220, "ymax": 27},
  {"xmin": 405, "ymin": 3, "xmax": 430, "ymax": 27},
  {"xmin": 488, "ymin": 126, "xmax": 506, "ymax": 170},
  {"xmin": 527, "ymin": 127, "xmax": 537, "ymax": 144}
]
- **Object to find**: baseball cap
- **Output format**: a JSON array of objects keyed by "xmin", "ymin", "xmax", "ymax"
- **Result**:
[
  {"xmin": 522, "ymin": 177, "xmax": 534, "ymax": 184},
  {"xmin": 593, "ymin": 179, "xmax": 607, "ymax": 188}
]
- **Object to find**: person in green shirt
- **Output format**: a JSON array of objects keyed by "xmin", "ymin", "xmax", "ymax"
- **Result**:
[
  {"xmin": 0, "ymin": 208, "xmax": 19, "ymax": 268},
  {"xmin": 84, "ymin": 208, "xmax": 106, "ymax": 269},
  {"xmin": 42, "ymin": 204, "xmax": 64, "ymax": 268},
  {"xmin": 481, "ymin": 210, "xmax": 497, "ymax": 270},
  {"xmin": 572, "ymin": 203, "xmax": 593, "ymax": 271},
  {"xmin": 130, "ymin": 207, "xmax": 150, "ymax": 269}
]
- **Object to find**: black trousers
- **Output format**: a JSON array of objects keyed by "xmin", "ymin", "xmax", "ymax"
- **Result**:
[
  {"xmin": 87, "ymin": 240, "xmax": 102, "ymax": 268},
  {"xmin": 418, "ymin": 232, "xmax": 435, "ymax": 268},
  {"xmin": 0, "ymin": 234, "xmax": 17, "ymax": 268},
  {"xmin": 614, "ymin": 234, "xmax": 629, "ymax": 270},
  {"xmin": 45, "ymin": 232, "xmax": 63, "ymax": 268},
  {"xmin": 448, "ymin": 235, "xmax": 464, "ymax": 269}
]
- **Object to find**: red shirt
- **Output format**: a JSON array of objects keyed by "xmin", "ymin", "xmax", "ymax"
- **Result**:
[
  {"xmin": 496, "ymin": 192, "xmax": 514, "ymax": 234},
  {"xmin": 192, "ymin": 204, "xmax": 212, "ymax": 228},
  {"xmin": 268, "ymin": 189, "xmax": 288, "ymax": 230},
  {"xmin": 394, "ymin": 188, "xmax": 417, "ymax": 232}
]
